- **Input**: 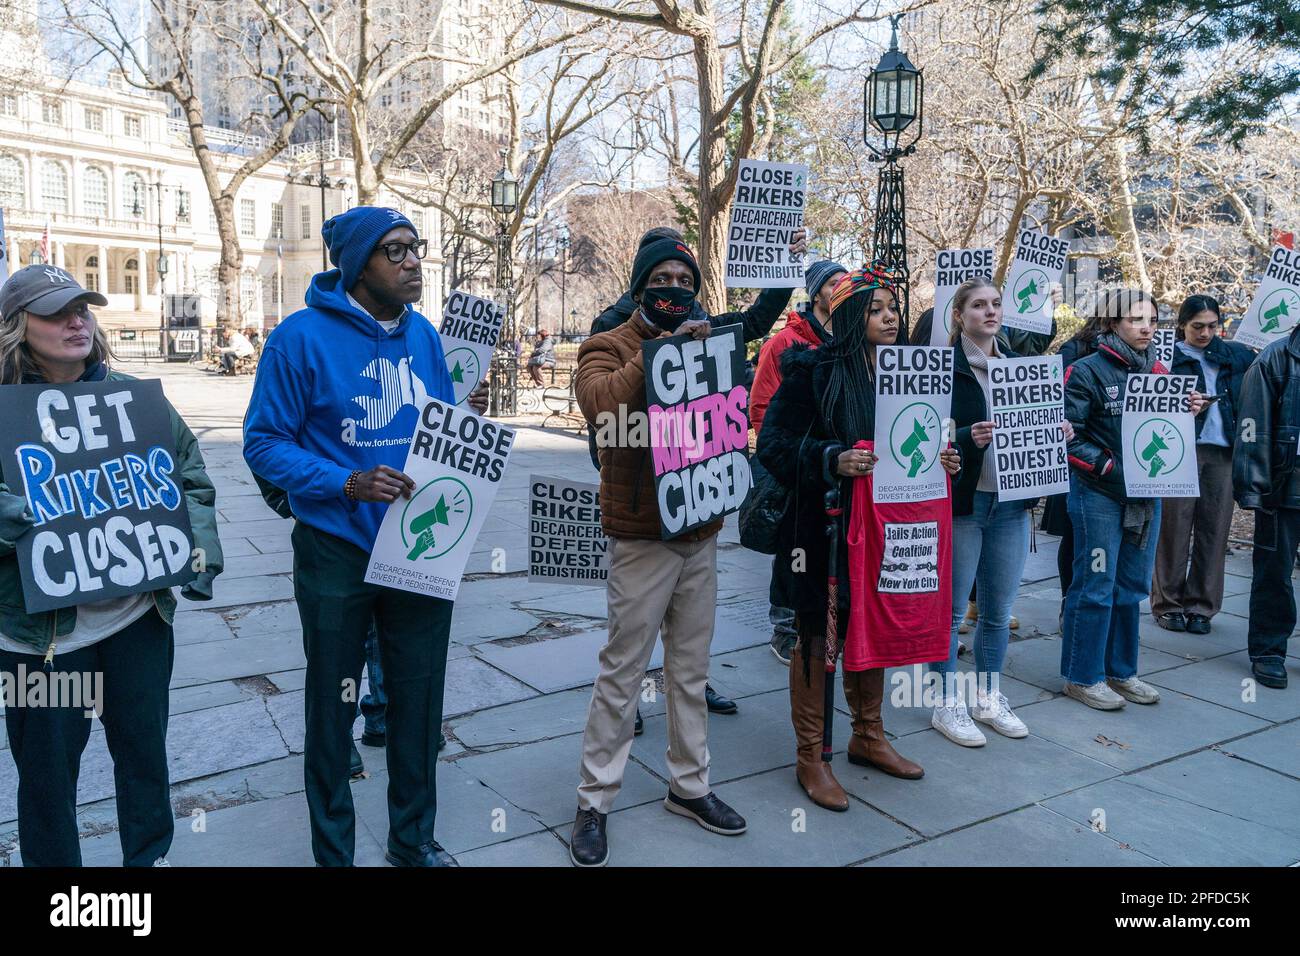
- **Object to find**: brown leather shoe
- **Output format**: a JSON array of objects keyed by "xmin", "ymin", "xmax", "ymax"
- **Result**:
[
  {"xmin": 789, "ymin": 646, "xmax": 849, "ymax": 811},
  {"xmin": 843, "ymin": 668, "xmax": 924, "ymax": 779}
]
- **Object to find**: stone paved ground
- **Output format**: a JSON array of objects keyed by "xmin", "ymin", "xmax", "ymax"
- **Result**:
[{"xmin": 2, "ymin": 361, "xmax": 1297, "ymax": 867}]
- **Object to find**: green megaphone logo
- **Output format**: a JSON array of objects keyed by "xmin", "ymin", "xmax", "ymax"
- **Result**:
[
  {"xmin": 1260, "ymin": 298, "xmax": 1291, "ymax": 334},
  {"xmin": 899, "ymin": 417, "xmax": 930, "ymax": 477},
  {"xmin": 1140, "ymin": 431, "xmax": 1169, "ymax": 478},
  {"xmin": 1016, "ymin": 278, "xmax": 1039, "ymax": 313},
  {"xmin": 406, "ymin": 495, "xmax": 451, "ymax": 559}
]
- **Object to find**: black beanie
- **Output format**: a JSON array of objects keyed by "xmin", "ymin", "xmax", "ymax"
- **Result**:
[{"xmin": 630, "ymin": 237, "xmax": 701, "ymax": 298}]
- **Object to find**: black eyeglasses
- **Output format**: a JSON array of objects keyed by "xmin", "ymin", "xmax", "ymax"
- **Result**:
[{"xmin": 376, "ymin": 239, "xmax": 428, "ymax": 263}]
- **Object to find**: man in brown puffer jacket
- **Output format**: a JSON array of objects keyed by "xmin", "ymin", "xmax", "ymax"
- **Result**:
[{"xmin": 566, "ymin": 238, "xmax": 747, "ymax": 867}]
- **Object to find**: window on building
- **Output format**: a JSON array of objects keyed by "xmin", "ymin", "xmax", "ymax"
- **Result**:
[
  {"xmin": 0, "ymin": 154, "xmax": 23, "ymax": 208},
  {"xmin": 240, "ymin": 198, "xmax": 255, "ymax": 236},
  {"xmin": 123, "ymin": 113, "xmax": 142, "ymax": 138},
  {"xmin": 84, "ymin": 255, "xmax": 100, "ymax": 292},
  {"xmin": 380, "ymin": 93, "xmax": 392, "ymax": 108},
  {"xmin": 208, "ymin": 204, "xmax": 217, "ymax": 233},
  {"xmin": 41, "ymin": 161, "xmax": 68, "ymax": 214},
  {"xmin": 271, "ymin": 202, "xmax": 283, "ymax": 238},
  {"xmin": 300, "ymin": 203, "xmax": 311, "ymax": 239},
  {"xmin": 122, "ymin": 171, "xmax": 146, "ymax": 218},
  {"xmin": 240, "ymin": 272, "xmax": 257, "ymax": 309},
  {"xmin": 0, "ymin": 93, "xmax": 17, "ymax": 117},
  {"xmin": 42, "ymin": 100, "xmax": 62, "ymax": 125},
  {"xmin": 84, "ymin": 107, "xmax": 104, "ymax": 132},
  {"xmin": 124, "ymin": 257, "xmax": 139, "ymax": 295},
  {"xmin": 175, "ymin": 189, "xmax": 191, "ymax": 223},
  {"xmin": 83, "ymin": 165, "xmax": 108, "ymax": 217},
  {"xmin": 399, "ymin": 89, "xmax": 410, "ymax": 105},
  {"xmin": 409, "ymin": 210, "xmax": 424, "ymax": 236}
]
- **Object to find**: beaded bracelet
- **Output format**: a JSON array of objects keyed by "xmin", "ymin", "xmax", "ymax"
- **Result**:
[{"xmin": 344, "ymin": 471, "xmax": 360, "ymax": 501}]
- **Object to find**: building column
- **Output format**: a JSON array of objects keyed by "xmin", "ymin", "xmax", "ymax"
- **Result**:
[
  {"xmin": 55, "ymin": 241, "xmax": 65, "ymax": 269},
  {"xmin": 97, "ymin": 244, "xmax": 107, "ymax": 294}
]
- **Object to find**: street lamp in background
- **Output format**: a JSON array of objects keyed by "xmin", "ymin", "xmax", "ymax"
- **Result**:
[
  {"xmin": 490, "ymin": 160, "xmax": 518, "ymax": 416},
  {"xmin": 557, "ymin": 225, "xmax": 571, "ymax": 341},
  {"xmin": 292, "ymin": 155, "xmax": 339, "ymax": 272},
  {"xmin": 863, "ymin": 13, "xmax": 923, "ymax": 326}
]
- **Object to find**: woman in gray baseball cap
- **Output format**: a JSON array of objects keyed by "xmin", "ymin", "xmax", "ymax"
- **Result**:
[{"xmin": 0, "ymin": 263, "xmax": 224, "ymax": 866}]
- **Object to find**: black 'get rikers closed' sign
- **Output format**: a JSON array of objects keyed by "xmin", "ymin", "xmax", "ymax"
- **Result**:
[{"xmin": 0, "ymin": 379, "xmax": 196, "ymax": 612}]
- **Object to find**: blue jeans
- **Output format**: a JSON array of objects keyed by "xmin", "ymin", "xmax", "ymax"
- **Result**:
[
  {"xmin": 358, "ymin": 621, "xmax": 387, "ymax": 736},
  {"xmin": 929, "ymin": 491, "xmax": 1030, "ymax": 698},
  {"xmin": 1061, "ymin": 477, "xmax": 1161, "ymax": 686}
]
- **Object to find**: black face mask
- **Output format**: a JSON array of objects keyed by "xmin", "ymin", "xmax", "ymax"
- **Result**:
[{"xmin": 640, "ymin": 285, "xmax": 696, "ymax": 333}]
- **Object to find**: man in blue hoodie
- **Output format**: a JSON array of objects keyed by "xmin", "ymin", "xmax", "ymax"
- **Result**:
[{"xmin": 244, "ymin": 206, "xmax": 486, "ymax": 867}]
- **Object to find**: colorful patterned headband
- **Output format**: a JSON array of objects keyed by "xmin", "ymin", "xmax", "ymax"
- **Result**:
[{"xmin": 827, "ymin": 262, "xmax": 902, "ymax": 315}]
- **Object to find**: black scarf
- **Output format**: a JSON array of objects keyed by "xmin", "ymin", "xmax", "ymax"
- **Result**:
[{"xmin": 1098, "ymin": 332, "xmax": 1158, "ymax": 543}]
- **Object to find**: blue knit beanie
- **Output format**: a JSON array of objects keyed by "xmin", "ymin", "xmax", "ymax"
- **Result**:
[
  {"xmin": 805, "ymin": 259, "xmax": 847, "ymax": 301},
  {"xmin": 321, "ymin": 206, "xmax": 417, "ymax": 290}
]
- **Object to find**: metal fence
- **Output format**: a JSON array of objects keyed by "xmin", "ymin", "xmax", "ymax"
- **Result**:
[{"xmin": 107, "ymin": 328, "xmax": 208, "ymax": 363}]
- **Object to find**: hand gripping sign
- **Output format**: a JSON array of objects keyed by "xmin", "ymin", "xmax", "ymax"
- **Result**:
[
  {"xmin": 643, "ymin": 323, "xmax": 752, "ymax": 538},
  {"xmin": 0, "ymin": 379, "xmax": 196, "ymax": 612},
  {"xmin": 365, "ymin": 398, "xmax": 515, "ymax": 600}
]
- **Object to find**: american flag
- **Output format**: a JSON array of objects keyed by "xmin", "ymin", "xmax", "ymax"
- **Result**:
[{"xmin": 38, "ymin": 219, "xmax": 50, "ymax": 263}]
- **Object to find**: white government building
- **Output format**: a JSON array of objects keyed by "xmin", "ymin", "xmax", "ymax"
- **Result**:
[{"xmin": 0, "ymin": 0, "xmax": 512, "ymax": 357}]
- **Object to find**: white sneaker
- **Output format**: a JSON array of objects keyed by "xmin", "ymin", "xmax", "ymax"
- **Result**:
[
  {"xmin": 1107, "ymin": 676, "xmax": 1161, "ymax": 705},
  {"xmin": 972, "ymin": 690, "xmax": 1029, "ymax": 738},
  {"xmin": 931, "ymin": 700, "xmax": 987, "ymax": 747},
  {"xmin": 152, "ymin": 857, "xmax": 171, "ymax": 867},
  {"xmin": 1063, "ymin": 680, "xmax": 1126, "ymax": 710}
]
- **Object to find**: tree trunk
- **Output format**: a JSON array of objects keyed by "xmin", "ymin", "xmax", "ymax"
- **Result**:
[
  {"xmin": 214, "ymin": 193, "xmax": 243, "ymax": 336},
  {"xmin": 692, "ymin": 32, "xmax": 728, "ymax": 316},
  {"xmin": 350, "ymin": 99, "xmax": 380, "ymax": 205}
]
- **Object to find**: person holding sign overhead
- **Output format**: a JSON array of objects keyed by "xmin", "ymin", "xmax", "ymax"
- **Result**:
[
  {"xmin": 758, "ymin": 267, "xmax": 960, "ymax": 812},
  {"xmin": 569, "ymin": 238, "xmax": 749, "ymax": 866},
  {"xmin": 244, "ymin": 206, "xmax": 487, "ymax": 868},
  {"xmin": 0, "ymin": 264, "xmax": 224, "ymax": 867},
  {"xmin": 926, "ymin": 278, "xmax": 1073, "ymax": 746},
  {"xmin": 1151, "ymin": 295, "xmax": 1256, "ymax": 635},
  {"xmin": 1060, "ymin": 290, "xmax": 1206, "ymax": 710}
]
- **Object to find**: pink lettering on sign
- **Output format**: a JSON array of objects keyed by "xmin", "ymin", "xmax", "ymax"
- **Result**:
[{"xmin": 648, "ymin": 385, "xmax": 749, "ymax": 476}]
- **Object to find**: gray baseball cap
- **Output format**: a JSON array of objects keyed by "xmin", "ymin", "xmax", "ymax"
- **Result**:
[{"xmin": 1, "ymin": 264, "xmax": 108, "ymax": 323}]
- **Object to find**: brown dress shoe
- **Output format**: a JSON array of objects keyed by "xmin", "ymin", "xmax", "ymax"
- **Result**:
[
  {"xmin": 789, "ymin": 646, "xmax": 849, "ymax": 811},
  {"xmin": 843, "ymin": 668, "xmax": 924, "ymax": 779}
]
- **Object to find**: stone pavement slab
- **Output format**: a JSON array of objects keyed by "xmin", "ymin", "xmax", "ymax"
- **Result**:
[
  {"xmin": 595, "ymin": 768, "xmax": 918, "ymax": 867},
  {"xmin": 632, "ymin": 688, "xmax": 853, "ymax": 786},
  {"xmin": 865, "ymin": 804, "xmax": 1162, "ymax": 867},
  {"xmin": 1013, "ymin": 689, "xmax": 1271, "ymax": 772},
  {"xmin": 351, "ymin": 759, "xmax": 546, "ymax": 856},
  {"xmin": 454, "ymin": 732, "xmax": 666, "ymax": 828},
  {"xmin": 1042, "ymin": 755, "xmax": 1300, "ymax": 866},
  {"xmin": 1217, "ymin": 721, "xmax": 1300, "ymax": 778},
  {"xmin": 171, "ymin": 631, "xmax": 307, "ymax": 687},
  {"xmin": 837, "ymin": 728, "xmax": 1119, "ymax": 838},
  {"xmin": 1147, "ymin": 650, "xmax": 1300, "ymax": 723},
  {"xmin": 450, "ymin": 688, "xmax": 593, "ymax": 749},
  {"xmin": 443, "ymin": 656, "xmax": 538, "ymax": 717}
]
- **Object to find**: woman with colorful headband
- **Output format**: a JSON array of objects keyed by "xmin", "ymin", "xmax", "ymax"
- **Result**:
[{"xmin": 756, "ymin": 266, "xmax": 960, "ymax": 811}]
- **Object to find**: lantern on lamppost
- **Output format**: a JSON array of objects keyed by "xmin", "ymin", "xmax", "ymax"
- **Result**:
[{"xmin": 863, "ymin": 13, "xmax": 924, "ymax": 327}]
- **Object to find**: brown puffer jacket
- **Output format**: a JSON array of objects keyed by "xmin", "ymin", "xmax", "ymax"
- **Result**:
[{"xmin": 575, "ymin": 313, "xmax": 723, "ymax": 542}]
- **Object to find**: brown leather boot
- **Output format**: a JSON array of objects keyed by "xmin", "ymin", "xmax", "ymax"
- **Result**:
[
  {"xmin": 843, "ymin": 667, "xmax": 924, "ymax": 779},
  {"xmin": 789, "ymin": 646, "xmax": 849, "ymax": 811}
]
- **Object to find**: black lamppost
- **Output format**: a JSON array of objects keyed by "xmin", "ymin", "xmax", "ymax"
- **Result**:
[
  {"xmin": 490, "ymin": 161, "xmax": 518, "ymax": 415},
  {"xmin": 558, "ymin": 225, "xmax": 570, "ymax": 341},
  {"xmin": 291, "ymin": 157, "xmax": 339, "ymax": 271},
  {"xmin": 863, "ymin": 14, "xmax": 923, "ymax": 326}
]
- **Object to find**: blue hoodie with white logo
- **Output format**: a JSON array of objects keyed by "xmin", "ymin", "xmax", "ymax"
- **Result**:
[{"xmin": 243, "ymin": 270, "xmax": 455, "ymax": 552}]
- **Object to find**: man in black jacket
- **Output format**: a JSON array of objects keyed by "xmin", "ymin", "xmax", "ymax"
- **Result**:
[
  {"xmin": 585, "ymin": 224, "xmax": 807, "ymax": 721},
  {"xmin": 1233, "ymin": 327, "xmax": 1300, "ymax": 689}
]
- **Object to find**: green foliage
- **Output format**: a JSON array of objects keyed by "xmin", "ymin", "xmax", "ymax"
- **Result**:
[{"xmin": 1027, "ymin": 1, "xmax": 1300, "ymax": 146}]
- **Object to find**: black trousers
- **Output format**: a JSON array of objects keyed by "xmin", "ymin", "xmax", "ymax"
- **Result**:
[
  {"xmin": 0, "ymin": 607, "xmax": 174, "ymax": 867},
  {"xmin": 292, "ymin": 521, "xmax": 453, "ymax": 866},
  {"xmin": 1248, "ymin": 508, "xmax": 1300, "ymax": 663}
]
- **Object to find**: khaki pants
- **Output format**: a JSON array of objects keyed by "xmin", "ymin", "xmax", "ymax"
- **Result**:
[
  {"xmin": 577, "ymin": 535, "xmax": 717, "ymax": 813},
  {"xmin": 1151, "ymin": 443, "xmax": 1235, "ymax": 618}
]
